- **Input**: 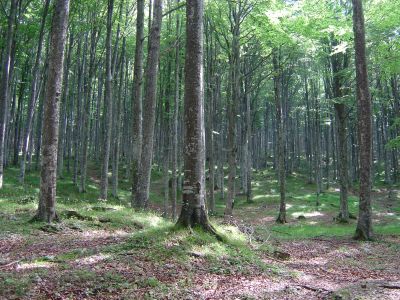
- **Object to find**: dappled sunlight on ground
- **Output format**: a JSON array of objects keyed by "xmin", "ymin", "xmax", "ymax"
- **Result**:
[
  {"xmin": 74, "ymin": 253, "xmax": 111, "ymax": 266},
  {"xmin": 77, "ymin": 229, "xmax": 131, "ymax": 239},
  {"xmin": 260, "ymin": 216, "xmax": 276, "ymax": 222},
  {"xmin": 252, "ymin": 194, "xmax": 278, "ymax": 200},
  {"xmin": 306, "ymin": 221, "xmax": 318, "ymax": 225},
  {"xmin": 291, "ymin": 211, "xmax": 324, "ymax": 218},
  {"xmin": 1, "ymin": 168, "xmax": 400, "ymax": 299},
  {"xmin": 17, "ymin": 261, "xmax": 56, "ymax": 270}
]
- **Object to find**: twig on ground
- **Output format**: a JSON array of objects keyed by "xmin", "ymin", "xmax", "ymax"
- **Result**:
[{"xmin": 0, "ymin": 260, "xmax": 20, "ymax": 269}]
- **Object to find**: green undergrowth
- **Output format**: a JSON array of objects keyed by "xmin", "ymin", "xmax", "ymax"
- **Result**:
[
  {"xmin": 1, "ymin": 163, "xmax": 399, "ymax": 298},
  {"xmin": 209, "ymin": 168, "xmax": 400, "ymax": 241},
  {"xmin": 1, "ymin": 200, "xmax": 277, "ymax": 298}
]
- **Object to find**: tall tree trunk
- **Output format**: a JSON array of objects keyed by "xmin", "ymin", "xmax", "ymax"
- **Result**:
[
  {"xmin": 313, "ymin": 81, "xmax": 322, "ymax": 206},
  {"xmin": 305, "ymin": 76, "xmax": 314, "ymax": 184},
  {"xmin": 135, "ymin": 0, "xmax": 163, "ymax": 208},
  {"xmin": 224, "ymin": 3, "xmax": 241, "ymax": 217},
  {"xmin": 20, "ymin": 0, "xmax": 50, "ymax": 183},
  {"xmin": 94, "ymin": 70, "xmax": 103, "ymax": 162},
  {"xmin": 73, "ymin": 37, "xmax": 85, "ymax": 185},
  {"xmin": 100, "ymin": 0, "xmax": 114, "ymax": 200},
  {"xmin": 176, "ymin": 0, "xmax": 216, "ymax": 235},
  {"xmin": 330, "ymin": 37, "xmax": 350, "ymax": 222},
  {"xmin": 13, "ymin": 57, "xmax": 30, "ymax": 166},
  {"xmin": 34, "ymin": 0, "xmax": 69, "ymax": 222},
  {"xmin": 57, "ymin": 33, "xmax": 73, "ymax": 179},
  {"xmin": 0, "ymin": 0, "xmax": 17, "ymax": 188},
  {"xmin": 205, "ymin": 18, "xmax": 215, "ymax": 214},
  {"xmin": 352, "ymin": 0, "xmax": 373, "ymax": 240},
  {"xmin": 244, "ymin": 65, "xmax": 252, "ymax": 203},
  {"xmin": 131, "ymin": 0, "xmax": 145, "ymax": 206},
  {"xmin": 80, "ymin": 21, "xmax": 98, "ymax": 193},
  {"xmin": 171, "ymin": 0, "xmax": 181, "ymax": 219},
  {"xmin": 335, "ymin": 103, "xmax": 349, "ymax": 222},
  {"xmin": 274, "ymin": 51, "xmax": 286, "ymax": 224}
]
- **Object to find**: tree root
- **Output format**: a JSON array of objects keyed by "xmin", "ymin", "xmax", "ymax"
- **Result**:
[
  {"xmin": 354, "ymin": 228, "xmax": 374, "ymax": 241},
  {"xmin": 176, "ymin": 221, "xmax": 223, "ymax": 241},
  {"xmin": 29, "ymin": 211, "xmax": 60, "ymax": 223},
  {"xmin": 379, "ymin": 285, "xmax": 400, "ymax": 289}
]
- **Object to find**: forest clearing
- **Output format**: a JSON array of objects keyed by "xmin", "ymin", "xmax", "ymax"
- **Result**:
[{"xmin": 0, "ymin": 0, "xmax": 400, "ymax": 299}]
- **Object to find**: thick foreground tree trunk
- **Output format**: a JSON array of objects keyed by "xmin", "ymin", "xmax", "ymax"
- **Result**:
[
  {"xmin": 34, "ymin": 0, "xmax": 70, "ymax": 222},
  {"xmin": 352, "ymin": 0, "xmax": 373, "ymax": 240},
  {"xmin": 176, "ymin": 0, "xmax": 216, "ymax": 235}
]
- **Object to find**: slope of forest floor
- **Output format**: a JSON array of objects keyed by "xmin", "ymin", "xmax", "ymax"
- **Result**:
[{"xmin": 1, "ymin": 166, "xmax": 399, "ymax": 299}]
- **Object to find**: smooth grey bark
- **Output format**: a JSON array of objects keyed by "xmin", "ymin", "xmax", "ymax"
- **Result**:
[
  {"xmin": 34, "ymin": 0, "xmax": 69, "ymax": 223},
  {"xmin": 335, "ymin": 103, "xmax": 349, "ymax": 222},
  {"xmin": 65, "ymin": 53, "xmax": 77, "ymax": 173},
  {"xmin": 35, "ymin": 50, "xmax": 48, "ymax": 172},
  {"xmin": 206, "ymin": 23, "xmax": 216, "ymax": 214},
  {"xmin": 176, "ymin": 0, "xmax": 216, "ymax": 235},
  {"xmin": 161, "ymin": 78, "xmax": 170, "ymax": 217},
  {"xmin": 131, "ymin": 0, "xmax": 145, "ymax": 207},
  {"xmin": 274, "ymin": 51, "xmax": 287, "ymax": 224},
  {"xmin": 109, "ymin": 0, "xmax": 125, "ymax": 198},
  {"xmin": 244, "ymin": 59, "xmax": 252, "ymax": 203},
  {"xmin": 12, "ymin": 57, "xmax": 30, "ymax": 166},
  {"xmin": 330, "ymin": 39, "xmax": 350, "ymax": 222},
  {"xmin": 3, "ymin": 15, "xmax": 18, "ymax": 170},
  {"xmin": 111, "ymin": 38, "xmax": 125, "ymax": 198},
  {"xmin": 135, "ymin": 0, "xmax": 163, "ymax": 208},
  {"xmin": 225, "ymin": 60, "xmax": 237, "ymax": 218},
  {"xmin": 304, "ymin": 74, "xmax": 313, "ymax": 184},
  {"xmin": 19, "ymin": 0, "xmax": 50, "ymax": 184},
  {"xmin": 171, "ymin": 0, "xmax": 181, "ymax": 219},
  {"xmin": 313, "ymin": 81, "xmax": 322, "ymax": 206},
  {"xmin": 217, "ymin": 74, "xmax": 224, "ymax": 201},
  {"xmin": 57, "ymin": 33, "xmax": 73, "ymax": 179},
  {"xmin": 73, "ymin": 37, "xmax": 85, "ymax": 185},
  {"xmin": 94, "ymin": 70, "xmax": 103, "ymax": 162},
  {"xmin": 80, "ymin": 21, "xmax": 98, "ymax": 193},
  {"xmin": 390, "ymin": 76, "xmax": 399, "ymax": 183},
  {"xmin": 0, "ymin": 0, "xmax": 17, "ymax": 188},
  {"xmin": 224, "ymin": 1, "xmax": 241, "ymax": 218},
  {"xmin": 352, "ymin": 0, "xmax": 373, "ymax": 240},
  {"xmin": 100, "ymin": 0, "xmax": 114, "ymax": 200}
]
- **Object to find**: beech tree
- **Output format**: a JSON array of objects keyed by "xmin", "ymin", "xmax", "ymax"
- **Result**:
[
  {"xmin": 273, "ymin": 50, "xmax": 287, "ymax": 224},
  {"xmin": 176, "ymin": 0, "xmax": 216, "ymax": 234},
  {"xmin": 131, "ymin": 0, "xmax": 145, "ymax": 206},
  {"xmin": 19, "ymin": 0, "xmax": 50, "ymax": 184},
  {"xmin": 0, "ymin": 0, "xmax": 397, "ymax": 238},
  {"xmin": 34, "ymin": 0, "xmax": 70, "ymax": 222},
  {"xmin": 135, "ymin": 0, "xmax": 163, "ymax": 208},
  {"xmin": 0, "ymin": 0, "xmax": 17, "ymax": 188},
  {"xmin": 100, "ymin": 0, "xmax": 114, "ymax": 200},
  {"xmin": 352, "ymin": 0, "xmax": 373, "ymax": 240}
]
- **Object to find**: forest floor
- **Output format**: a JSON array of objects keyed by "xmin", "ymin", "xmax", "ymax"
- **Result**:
[{"xmin": 0, "ymin": 166, "xmax": 400, "ymax": 299}]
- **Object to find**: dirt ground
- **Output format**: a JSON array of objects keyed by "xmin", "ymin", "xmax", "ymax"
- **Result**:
[
  {"xmin": 1, "ymin": 186, "xmax": 399, "ymax": 300},
  {"xmin": 1, "ymin": 217, "xmax": 399, "ymax": 299}
]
